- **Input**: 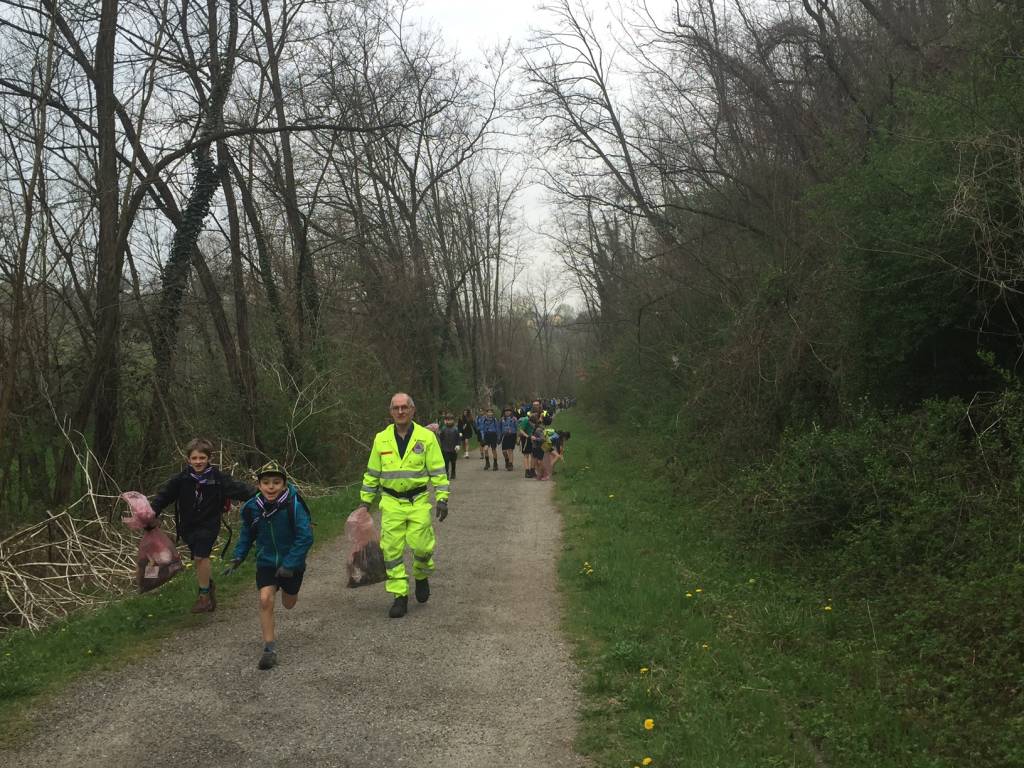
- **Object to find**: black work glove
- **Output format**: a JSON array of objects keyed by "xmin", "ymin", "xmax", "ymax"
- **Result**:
[
  {"xmin": 435, "ymin": 500, "xmax": 449, "ymax": 522},
  {"xmin": 275, "ymin": 566, "xmax": 295, "ymax": 579},
  {"xmin": 222, "ymin": 559, "xmax": 241, "ymax": 577}
]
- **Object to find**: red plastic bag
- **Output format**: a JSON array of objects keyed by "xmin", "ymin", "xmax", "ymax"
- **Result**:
[
  {"xmin": 121, "ymin": 491, "xmax": 184, "ymax": 592},
  {"xmin": 344, "ymin": 507, "xmax": 386, "ymax": 588},
  {"xmin": 136, "ymin": 528, "xmax": 184, "ymax": 592},
  {"xmin": 120, "ymin": 490, "xmax": 157, "ymax": 531}
]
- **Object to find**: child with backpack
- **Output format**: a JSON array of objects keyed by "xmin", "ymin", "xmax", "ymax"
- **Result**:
[
  {"xmin": 149, "ymin": 437, "xmax": 256, "ymax": 613},
  {"xmin": 224, "ymin": 461, "xmax": 314, "ymax": 670}
]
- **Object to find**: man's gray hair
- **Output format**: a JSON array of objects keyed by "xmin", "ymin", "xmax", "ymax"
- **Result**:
[{"xmin": 390, "ymin": 392, "xmax": 415, "ymax": 408}]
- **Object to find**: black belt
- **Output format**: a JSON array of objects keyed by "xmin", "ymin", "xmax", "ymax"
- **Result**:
[{"xmin": 381, "ymin": 485, "xmax": 428, "ymax": 501}]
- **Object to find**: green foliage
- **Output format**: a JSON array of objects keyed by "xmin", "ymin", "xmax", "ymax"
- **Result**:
[{"xmin": 556, "ymin": 413, "xmax": 950, "ymax": 767}]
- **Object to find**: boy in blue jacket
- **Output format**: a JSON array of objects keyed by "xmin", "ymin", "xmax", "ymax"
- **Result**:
[{"xmin": 225, "ymin": 461, "xmax": 313, "ymax": 670}]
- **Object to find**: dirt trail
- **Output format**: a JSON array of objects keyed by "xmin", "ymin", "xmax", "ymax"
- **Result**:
[{"xmin": 1, "ymin": 454, "xmax": 586, "ymax": 768}]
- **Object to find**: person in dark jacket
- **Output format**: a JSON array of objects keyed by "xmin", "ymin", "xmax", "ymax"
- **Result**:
[
  {"xmin": 149, "ymin": 437, "xmax": 256, "ymax": 613},
  {"xmin": 438, "ymin": 412, "xmax": 462, "ymax": 480},
  {"xmin": 225, "ymin": 461, "xmax": 314, "ymax": 670}
]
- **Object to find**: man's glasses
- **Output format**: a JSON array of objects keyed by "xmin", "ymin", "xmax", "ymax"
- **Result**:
[{"xmin": 390, "ymin": 405, "xmax": 411, "ymax": 412}]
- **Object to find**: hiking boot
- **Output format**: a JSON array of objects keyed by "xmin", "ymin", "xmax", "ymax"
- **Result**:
[
  {"xmin": 190, "ymin": 592, "xmax": 213, "ymax": 613},
  {"xmin": 257, "ymin": 650, "xmax": 277, "ymax": 670},
  {"xmin": 389, "ymin": 595, "xmax": 408, "ymax": 618},
  {"xmin": 415, "ymin": 578, "xmax": 430, "ymax": 604}
]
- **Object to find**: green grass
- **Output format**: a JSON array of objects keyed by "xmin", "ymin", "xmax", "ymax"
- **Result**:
[
  {"xmin": 0, "ymin": 489, "xmax": 358, "ymax": 743},
  {"xmin": 553, "ymin": 412, "xmax": 950, "ymax": 768}
]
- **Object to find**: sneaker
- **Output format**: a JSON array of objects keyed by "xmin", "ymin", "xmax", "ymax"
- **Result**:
[
  {"xmin": 389, "ymin": 595, "xmax": 408, "ymax": 618},
  {"xmin": 258, "ymin": 650, "xmax": 277, "ymax": 670},
  {"xmin": 190, "ymin": 592, "xmax": 213, "ymax": 613},
  {"xmin": 415, "ymin": 578, "xmax": 430, "ymax": 604}
]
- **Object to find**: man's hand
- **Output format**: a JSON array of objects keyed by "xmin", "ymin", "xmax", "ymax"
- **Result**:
[
  {"xmin": 435, "ymin": 500, "xmax": 449, "ymax": 522},
  {"xmin": 222, "ymin": 559, "xmax": 241, "ymax": 577},
  {"xmin": 275, "ymin": 566, "xmax": 295, "ymax": 579}
]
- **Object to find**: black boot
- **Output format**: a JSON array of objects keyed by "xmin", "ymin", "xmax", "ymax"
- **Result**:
[
  {"xmin": 389, "ymin": 595, "xmax": 408, "ymax": 618},
  {"xmin": 258, "ymin": 649, "xmax": 277, "ymax": 670},
  {"xmin": 415, "ymin": 578, "xmax": 430, "ymax": 604},
  {"xmin": 484, "ymin": 457, "xmax": 490, "ymax": 470}
]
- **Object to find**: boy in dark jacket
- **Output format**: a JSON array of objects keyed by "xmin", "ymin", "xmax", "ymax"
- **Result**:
[
  {"xmin": 149, "ymin": 437, "xmax": 256, "ymax": 613},
  {"xmin": 226, "ymin": 461, "xmax": 314, "ymax": 670}
]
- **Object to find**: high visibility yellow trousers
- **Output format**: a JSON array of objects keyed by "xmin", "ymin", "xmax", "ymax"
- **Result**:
[{"xmin": 379, "ymin": 497, "xmax": 436, "ymax": 597}]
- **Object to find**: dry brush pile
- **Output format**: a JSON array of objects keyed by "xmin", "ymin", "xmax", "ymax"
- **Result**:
[{"xmin": 0, "ymin": 494, "xmax": 137, "ymax": 632}]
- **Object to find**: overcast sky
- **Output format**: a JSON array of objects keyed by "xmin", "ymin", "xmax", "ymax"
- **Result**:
[{"xmin": 405, "ymin": 0, "xmax": 539, "ymax": 56}]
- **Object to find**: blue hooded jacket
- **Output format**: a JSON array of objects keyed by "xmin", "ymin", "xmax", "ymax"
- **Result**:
[{"xmin": 232, "ymin": 484, "xmax": 314, "ymax": 571}]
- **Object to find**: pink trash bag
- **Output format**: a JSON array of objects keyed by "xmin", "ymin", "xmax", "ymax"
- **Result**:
[
  {"xmin": 121, "ymin": 491, "xmax": 184, "ymax": 593},
  {"xmin": 344, "ymin": 507, "xmax": 386, "ymax": 588}
]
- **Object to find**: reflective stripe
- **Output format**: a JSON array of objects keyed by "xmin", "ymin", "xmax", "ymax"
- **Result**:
[
  {"xmin": 433, "ymin": 484, "xmax": 450, "ymax": 493},
  {"xmin": 365, "ymin": 468, "xmax": 382, "ymax": 478},
  {"xmin": 360, "ymin": 485, "xmax": 377, "ymax": 495},
  {"xmin": 414, "ymin": 553, "xmax": 433, "ymax": 563},
  {"xmin": 384, "ymin": 557, "xmax": 404, "ymax": 569},
  {"xmin": 379, "ymin": 470, "xmax": 428, "ymax": 480},
  {"xmin": 427, "ymin": 467, "xmax": 447, "ymax": 477}
]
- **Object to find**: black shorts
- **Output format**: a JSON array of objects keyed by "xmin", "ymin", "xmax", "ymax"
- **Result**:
[
  {"xmin": 532, "ymin": 447, "xmax": 545, "ymax": 461},
  {"xmin": 256, "ymin": 566, "xmax": 305, "ymax": 595},
  {"xmin": 483, "ymin": 433, "xmax": 498, "ymax": 448},
  {"xmin": 181, "ymin": 526, "xmax": 218, "ymax": 559},
  {"xmin": 520, "ymin": 436, "xmax": 531, "ymax": 454},
  {"xmin": 501, "ymin": 434, "xmax": 517, "ymax": 450}
]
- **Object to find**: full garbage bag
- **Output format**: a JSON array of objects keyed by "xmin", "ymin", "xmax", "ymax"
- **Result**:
[
  {"xmin": 344, "ymin": 507, "xmax": 386, "ymax": 588},
  {"xmin": 121, "ymin": 491, "xmax": 184, "ymax": 593}
]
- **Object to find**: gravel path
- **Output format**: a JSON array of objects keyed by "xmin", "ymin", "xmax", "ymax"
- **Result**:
[{"xmin": 1, "ymin": 455, "xmax": 586, "ymax": 768}]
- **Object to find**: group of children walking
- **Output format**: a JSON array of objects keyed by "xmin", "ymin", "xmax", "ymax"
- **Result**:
[{"xmin": 435, "ymin": 401, "xmax": 566, "ymax": 481}]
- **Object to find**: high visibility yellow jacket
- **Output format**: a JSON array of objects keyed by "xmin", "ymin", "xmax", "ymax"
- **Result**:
[{"xmin": 360, "ymin": 422, "xmax": 449, "ymax": 506}]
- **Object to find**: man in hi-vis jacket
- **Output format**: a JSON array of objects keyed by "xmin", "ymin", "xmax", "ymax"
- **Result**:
[{"xmin": 357, "ymin": 392, "xmax": 450, "ymax": 618}]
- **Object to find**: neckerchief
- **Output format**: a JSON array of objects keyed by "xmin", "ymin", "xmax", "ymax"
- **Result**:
[
  {"xmin": 189, "ymin": 465, "xmax": 216, "ymax": 511},
  {"xmin": 253, "ymin": 487, "xmax": 291, "ymax": 529}
]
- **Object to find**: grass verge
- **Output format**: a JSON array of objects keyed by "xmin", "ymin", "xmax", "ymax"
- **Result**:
[
  {"xmin": 553, "ymin": 412, "xmax": 949, "ymax": 768},
  {"xmin": 0, "ymin": 489, "xmax": 357, "ymax": 743}
]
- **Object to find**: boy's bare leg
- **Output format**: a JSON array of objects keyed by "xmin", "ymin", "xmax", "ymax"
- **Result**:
[
  {"xmin": 195, "ymin": 557, "xmax": 212, "ymax": 589},
  {"xmin": 258, "ymin": 586, "xmax": 277, "ymax": 643}
]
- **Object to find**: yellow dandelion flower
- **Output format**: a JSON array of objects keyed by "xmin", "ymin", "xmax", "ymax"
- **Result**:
[
  {"xmin": 640, "ymin": 667, "xmax": 649, "ymax": 675},
  {"xmin": 685, "ymin": 592, "xmax": 693, "ymax": 598},
  {"xmin": 823, "ymin": 605, "xmax": 833, "ymax": 612},
  {"xmin": 608, "ymin": 494, "xmax": 615, "ymax": 499},
  {"xmin": 643, "ymin": 759, "xmax": 654, "ymax": 766},
  {"xmin": 695, "ymin": 588, "xmax": 703, "ymax": 593},
  {"xmin": 643, "ymin": 718, "xmax": 655, "ymax": 731},
  {"xmin": 701, "ymin": 643, "xmax": 709, "ymax": 650}
]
